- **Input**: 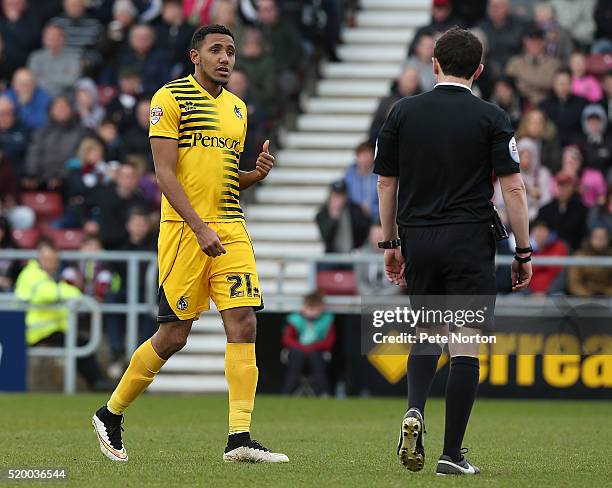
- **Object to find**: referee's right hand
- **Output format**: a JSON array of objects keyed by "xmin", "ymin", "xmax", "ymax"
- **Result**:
[
  {"xmin": 194, "ymin": 223, "xmax": 226, "ymax": 257},
  {"xmin": 511, "ymin": 259, "xmax": 532, "ymax": 291}
]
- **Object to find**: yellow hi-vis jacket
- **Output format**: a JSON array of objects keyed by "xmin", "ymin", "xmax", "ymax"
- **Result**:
[{"xmin": 14, "ymin": 260, "xmax": 82, "ymax": 346}]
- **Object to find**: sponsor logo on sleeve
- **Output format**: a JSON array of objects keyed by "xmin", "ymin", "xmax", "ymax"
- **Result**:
[{"xmin": 150, "ymin": 106, "xmax": 163, "ymax": 125}]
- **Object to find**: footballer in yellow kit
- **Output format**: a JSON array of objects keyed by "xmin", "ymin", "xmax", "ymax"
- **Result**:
[
  {"xmin": 92, "ymin": 24, "xmax": 289, "ymax": 464},
  {"xmin": 151, "ymin": 73, "xmax": 262, "ymax": 319}
]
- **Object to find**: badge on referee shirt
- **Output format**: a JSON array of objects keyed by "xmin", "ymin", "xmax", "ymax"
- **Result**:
[{"xmin": 508, "ymin": 136, "xmax": 520, "ymax": 164}]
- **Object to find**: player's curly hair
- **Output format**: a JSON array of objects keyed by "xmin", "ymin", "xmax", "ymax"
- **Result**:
[{"xmin": 190, "ymin": 24, "xmax": 235, "ymax": 51}]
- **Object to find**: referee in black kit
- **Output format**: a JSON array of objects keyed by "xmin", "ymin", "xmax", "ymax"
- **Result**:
[{"xmin": 374, "ymin": 28, "xmax": 532, "ymax": 475}]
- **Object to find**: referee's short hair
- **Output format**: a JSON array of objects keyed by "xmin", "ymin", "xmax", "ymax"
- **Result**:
[{"xmin": 434, "ymin": 27, "xmax": 483, "ymax": 79}]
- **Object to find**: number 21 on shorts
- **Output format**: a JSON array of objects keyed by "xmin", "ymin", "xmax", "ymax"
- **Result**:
[{"xmin": 227, "ymin": 273, "xmax": 260, "ymax": 299}]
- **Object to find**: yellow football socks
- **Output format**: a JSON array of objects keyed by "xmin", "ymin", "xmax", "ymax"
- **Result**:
[
  {"xmin": 107, "ymin": 339, "xmax": 166, "ymax": 415},
  {"xmin": 225, "ymin": 343, "xmax": 258, "ymax": 434}
]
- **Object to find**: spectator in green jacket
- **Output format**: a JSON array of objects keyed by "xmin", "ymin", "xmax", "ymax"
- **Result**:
[
  {"xmin": 14, "ymin": 237, "xmax": 108, "ymax": 390},
  {"xmin": 282, "ymin": 292, "xmax": 335, "ymax": 396}
]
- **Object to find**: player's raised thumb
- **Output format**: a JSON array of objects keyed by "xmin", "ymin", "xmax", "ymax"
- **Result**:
[{"xmin": 263, "ymin": 139, "xmax": 270, "ymax": 154}]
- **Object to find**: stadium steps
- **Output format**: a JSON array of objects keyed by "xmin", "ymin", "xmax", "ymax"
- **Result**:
[
  {"xmin": 355, "ymin": 11, "xmax": 429, "ymax": 28},
  {"xmin": 246, "ymin": 205, "xmax": 317, "ymax": 222},
  {"xmin": 337, "ymin": 45, "xmax": 406, "ymax": 63},
  {"xmin": 275, "ymin": 149, "xmax": 354, "ymax": 166},
  {"xmin": 322, "ymin": 62, "xmax": 403, "ymax": 80},
  {"xmin": 317, "ymin": 80, "xmax": 391, "ymax": 97},
  {"xmin": 341, "ymin": 29, "xmax": 414, "ymax": 45},
  {"xmin": 296, "ymin": 114, "xmax": 371, "ymax": 132},
  {"xmin": 303, "ymin": 98, "xmax": 378, "ymax": 115},
  {"xmin": 152, "ymin": 0, "xmax": 429, "ymax": 392},
  {"xmin": 280, "ymin": 132, "xmax": 365, "ymax": 149},
  {"xmin": 264, "ymin": 168, "xmax": 344, "ymax": 185}
]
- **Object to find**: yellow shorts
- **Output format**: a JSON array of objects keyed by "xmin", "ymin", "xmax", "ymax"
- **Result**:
[{"xmin": 157, "ymin": 220, "xmax": 263, "ymax": 322}]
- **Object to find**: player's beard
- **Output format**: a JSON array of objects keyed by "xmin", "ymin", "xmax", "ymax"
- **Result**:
[{"xmin": 201, "ymin": 68, "xmax": 230, "ymax": 88}]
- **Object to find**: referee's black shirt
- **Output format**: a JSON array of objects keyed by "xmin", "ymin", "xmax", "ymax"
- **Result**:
[{"xmin": 374, "ymin": 83, "xmax": 520, "ymax": 227}]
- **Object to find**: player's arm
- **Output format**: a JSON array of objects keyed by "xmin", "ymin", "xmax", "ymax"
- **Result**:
[
  {"xmin": 151, "ymin": 137, "xmax": 225, "ymax": 257},
  {"xmin": 239, "ymin": 139, "xmax": 275, "ymax": 190}
]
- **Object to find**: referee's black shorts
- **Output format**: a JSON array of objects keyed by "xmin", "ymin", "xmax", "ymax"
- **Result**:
[{"xmin": 399, "ymin": 222, "xmax": 497, "ymax": 328}]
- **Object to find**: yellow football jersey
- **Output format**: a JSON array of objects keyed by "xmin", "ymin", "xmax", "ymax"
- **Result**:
[{"xmin": 149, "ymin": 74, "xmax": 247, "ymax": 222}]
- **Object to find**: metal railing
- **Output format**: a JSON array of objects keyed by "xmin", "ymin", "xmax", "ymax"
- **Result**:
[
  {"xmin": 0, "ymin": 294, "xmax": 102, "ymax": 394},
  {"xmin": 264, "ymin": 253, "xmax": 612, "ymax": 313},
  {"xmin": 2, "ymin": 249, "xmax": 611, "ymax": 315},
  {"xmin": 0, "ymin": 250, "xmax": 157, "ymax": 359},
  {"xmin": 1, "ymin": 250, "xmax": 611, "ymax": 352}
]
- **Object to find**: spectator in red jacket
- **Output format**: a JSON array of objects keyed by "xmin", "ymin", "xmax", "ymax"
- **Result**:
[
  {"xmin": 282, "ymin": 291, "xmax": 335, "ymax": 396},
  {"xmin": 528, "ymin": 220, "xmax": 569, "ymax": 295}
]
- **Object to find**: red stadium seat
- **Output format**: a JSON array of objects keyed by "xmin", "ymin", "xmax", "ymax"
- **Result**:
[
  {"xmin": 48, "ymin": 228, "xmax": 84, "ymax": 250},
  {"xmin": 316, "ymin": 270, "xmax": 358, "ymax": 295},
  {"xmin": 20, "ymin": 192, "xmax": 63, "ymax": 221},
  {"xmin": 11, "ymin": 228, "xmax": 41, "ymax": 249}
]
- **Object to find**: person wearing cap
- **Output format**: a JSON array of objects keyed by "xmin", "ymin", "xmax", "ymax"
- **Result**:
[
  {"xmin": 577, "ymin": 104, "xmax": 612, "ymax": 175},
  {"xmin": 375, "ymin": 27, "xmax": 531, "ymax": 475},
  {"xmin": 536, "ymin": 172, "xmax": 588, "ymax": 250},
  {"xmin": 315, "ymin": 180, "xmax": 370, "ymax": 254},
  {"xmin": 505, "ymin": 24, "xmax": 561, "ymax": 105}
]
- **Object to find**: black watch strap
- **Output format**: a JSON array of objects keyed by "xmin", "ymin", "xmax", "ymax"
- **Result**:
[
  {"xmin": 378, "ymin": 238, "xmax": 401, "ymax": 249},
  {"xmin": 515, "ymin": 246, "xmax": 533, "ymax": 254},
  {"xmin": 514, "ymin": 254, "xmax": 532, "ymax": 263}
]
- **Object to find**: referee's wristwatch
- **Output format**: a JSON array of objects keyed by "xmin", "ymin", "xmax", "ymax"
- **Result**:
[
  {"xmin": 514, "ymin": 245, "xmax": 533, "ymax": 263},
  {"xmin": 378, "ymin": 238, "xmax": 401, "ymax": 249}
]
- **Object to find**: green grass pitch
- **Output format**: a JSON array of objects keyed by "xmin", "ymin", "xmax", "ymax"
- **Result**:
[{"xmin": 1, "ymin": 394, "xmax": 610, "ymax": 487}]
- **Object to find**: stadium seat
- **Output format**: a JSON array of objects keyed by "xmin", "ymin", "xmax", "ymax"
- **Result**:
[
  {"xmin": 48, "ymin": 228, "xmax": 84, "ymax": 250},
  {"xmin": 316, "ymin": 269, "xmax": 358, "ymax": 295},
  {"xmin": 20, "ymin": 192, "xmax": 63, "ymax": 221},
  {"xmin": 11, "ymin": 228, "xmax": 41, "ymax": 249}
]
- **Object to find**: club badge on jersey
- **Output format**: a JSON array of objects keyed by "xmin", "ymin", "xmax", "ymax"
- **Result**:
[{"xmin": 234, "ymin": 105, "xmax": 243, "ymax": 120}]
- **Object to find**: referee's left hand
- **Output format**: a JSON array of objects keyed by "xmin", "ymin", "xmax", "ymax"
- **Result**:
[
  {"xmin": 255, "ymin": 140, "xmax": 274, "ymax": 180},
  {"xmin": 384, "ymin": 249, "xmax": 406, "ymax": 287}
]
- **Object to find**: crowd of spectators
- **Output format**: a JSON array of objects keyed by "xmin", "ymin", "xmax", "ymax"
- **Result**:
[
  {"xmin": 318, "ymin": 0, "xmax": 612, "ymax": 298},
  {"xmin": 0, "ymin": 0, "xmax": 345, "ymax": 384},
  {"xmin": 0, "ymin": 0, "xmax": 340, "ymax": 267}
]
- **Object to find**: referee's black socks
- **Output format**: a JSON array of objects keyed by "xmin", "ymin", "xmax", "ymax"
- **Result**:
[
  {"xmin": 443, "ymin": 356, "xmax": 480, "ymax": 461},
  {"xmin": 407, "ymin": 342, "xmax": 442, "ymax": 416}
]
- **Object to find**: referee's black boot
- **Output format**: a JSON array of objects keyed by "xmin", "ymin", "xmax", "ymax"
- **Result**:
[
  {"xmin": 436, "ymin": 448, "xmax": 480, "ymax": 475},
  {"xmin": 397, "ymin": 408, "xmax": 425, "ymax": 471}
]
